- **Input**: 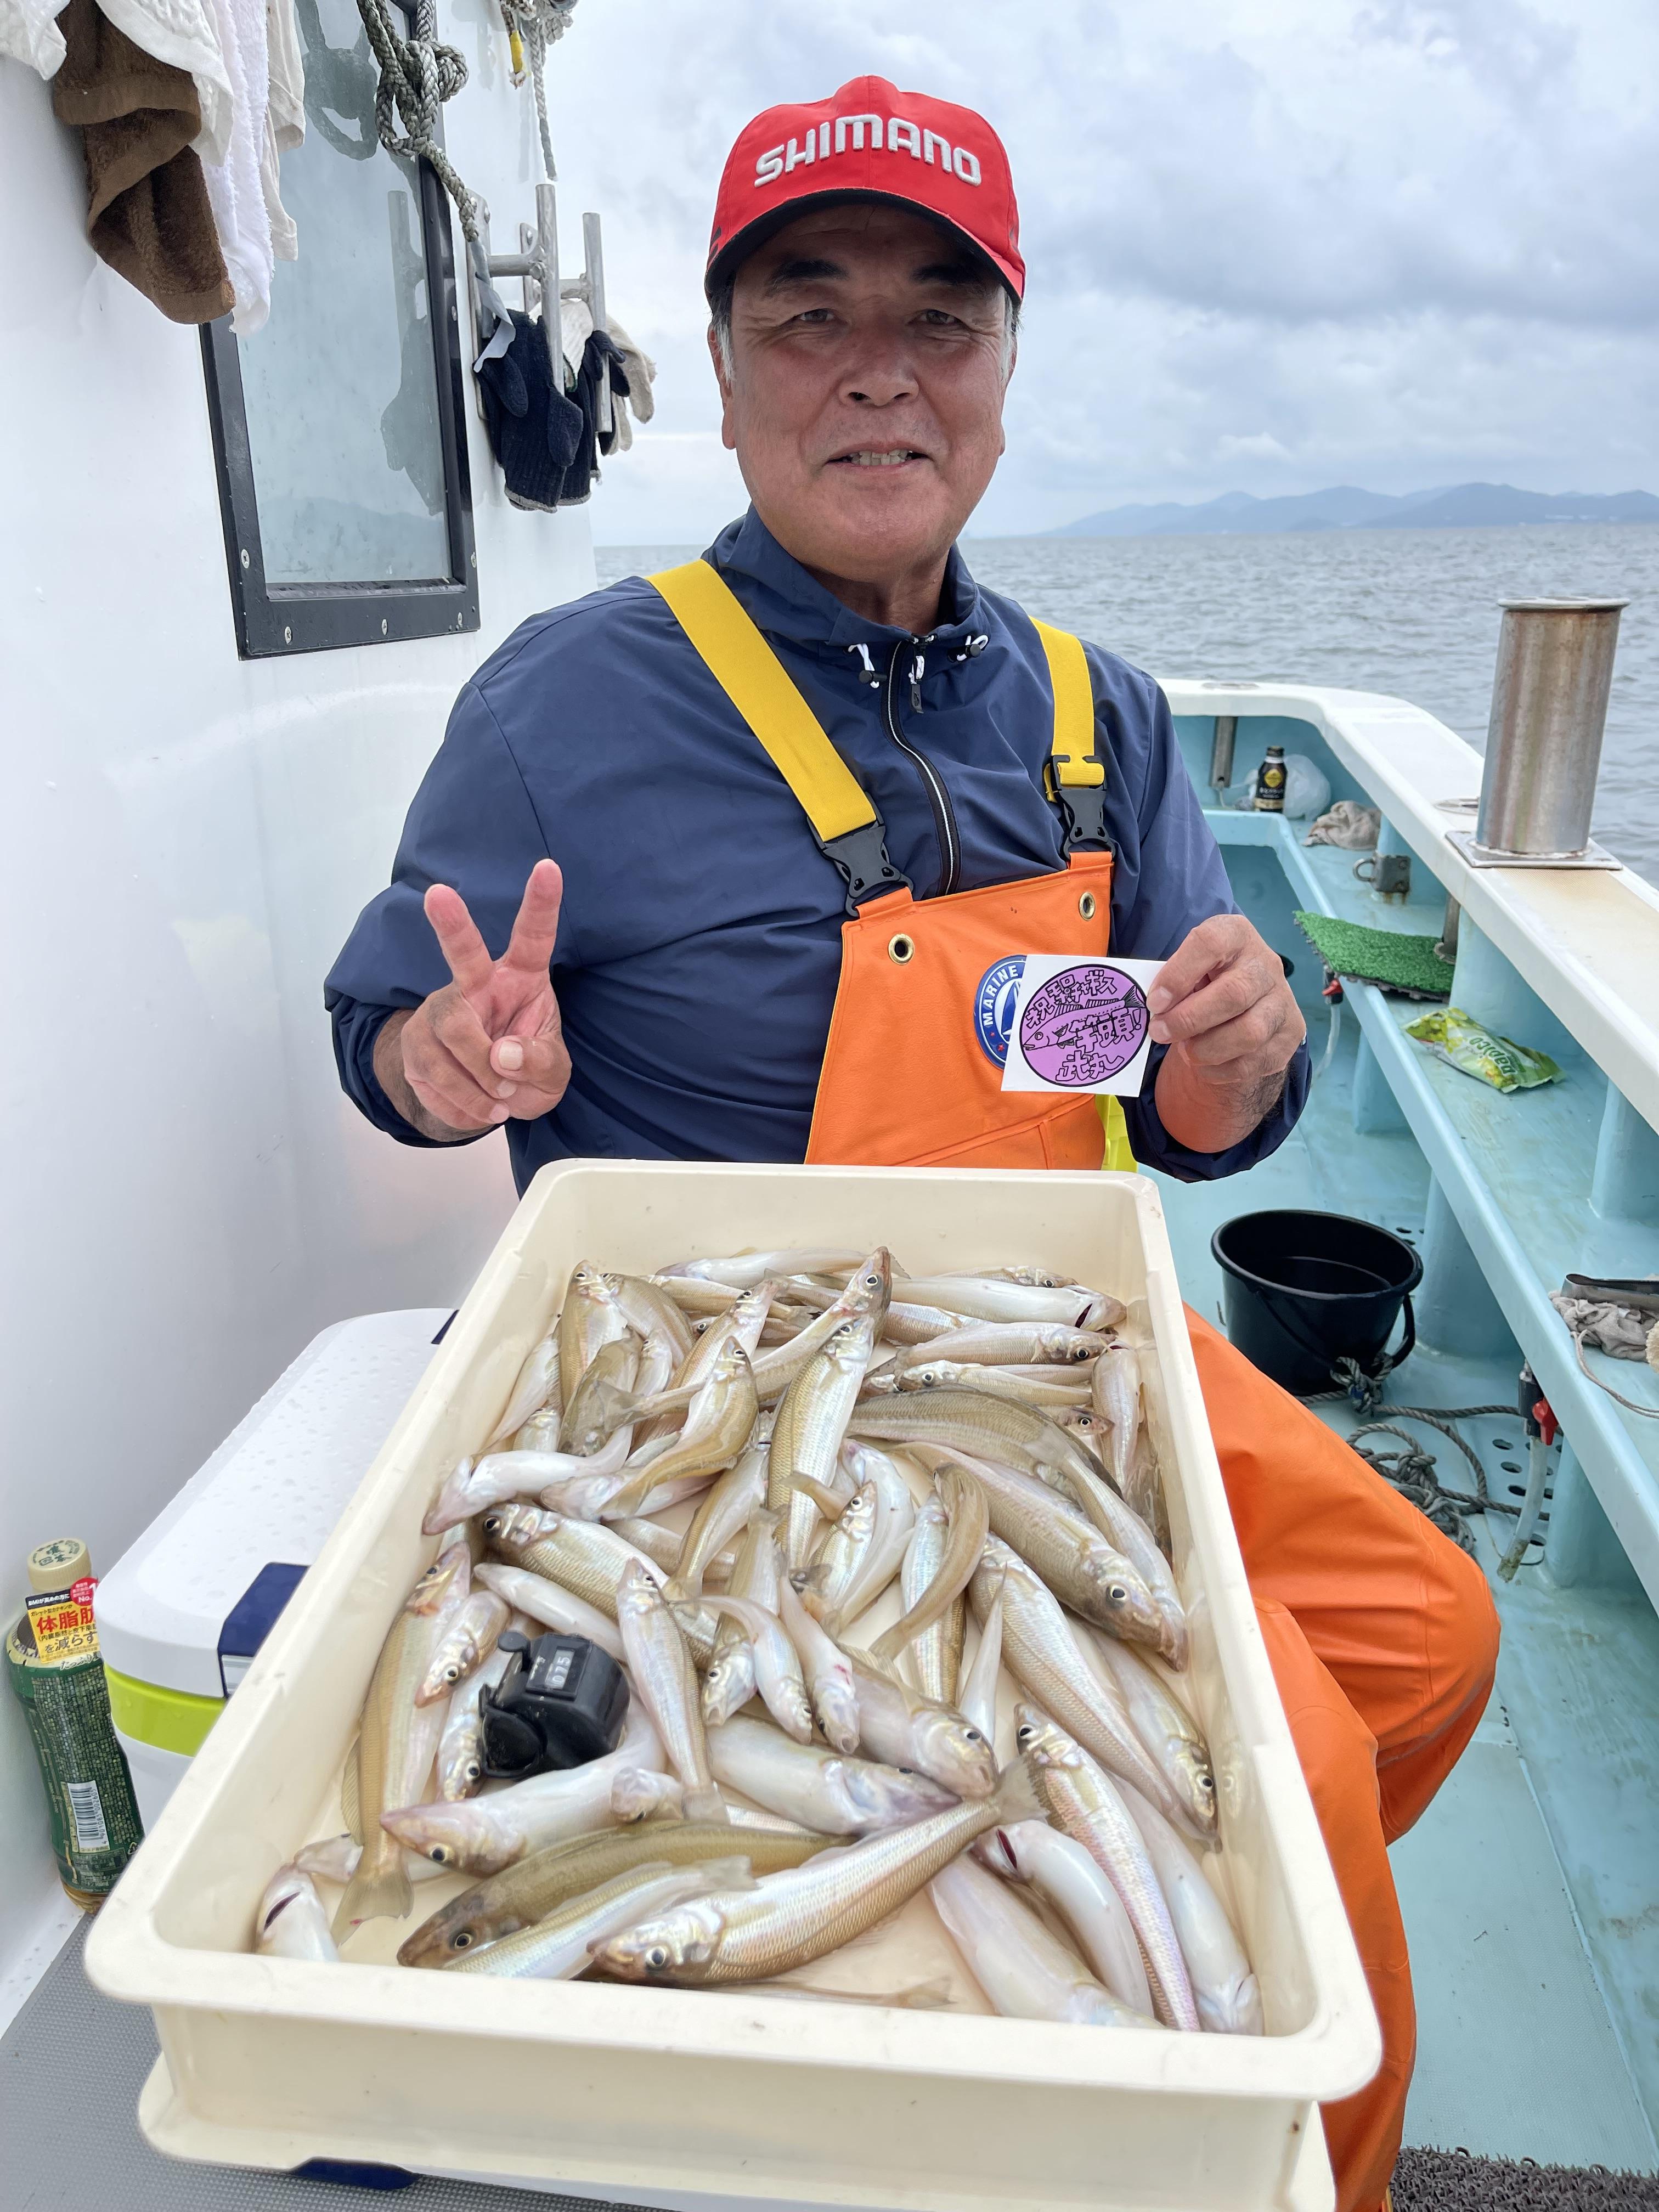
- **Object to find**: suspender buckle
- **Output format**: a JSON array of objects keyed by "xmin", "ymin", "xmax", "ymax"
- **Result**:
[
  {"xmin": 821, "ymin": 822, "xmax": 911, "ymax": 916},
  {"xmin": 1047, "ymin": 752, "xmax": 1114, "ymax": 854}
]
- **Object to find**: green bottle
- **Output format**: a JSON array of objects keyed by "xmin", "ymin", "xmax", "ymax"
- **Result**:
[{"xmin": 5, "ymin": 1538, "xmax": 144, "ymax": 1910}]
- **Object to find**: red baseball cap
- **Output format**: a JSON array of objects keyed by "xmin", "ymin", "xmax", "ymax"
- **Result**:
[{"xmin": 706, "ymin": 75, "xmax": 1023, "ymax": 303}]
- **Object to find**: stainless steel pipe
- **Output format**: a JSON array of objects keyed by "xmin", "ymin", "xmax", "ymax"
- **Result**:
[{"xmin": 1476, "ymin": 599, "xmax": 1626, "ymax": 859}]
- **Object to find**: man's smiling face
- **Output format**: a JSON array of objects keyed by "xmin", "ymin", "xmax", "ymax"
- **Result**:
[{"xmin": 712, "ymin": 201, "xmax": 1013, "ymax": 600}]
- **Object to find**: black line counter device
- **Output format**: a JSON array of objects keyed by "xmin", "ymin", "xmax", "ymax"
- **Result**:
[{"xmin": 478, "ymin": 1631, "xmax": 629, "ymax": 1781}]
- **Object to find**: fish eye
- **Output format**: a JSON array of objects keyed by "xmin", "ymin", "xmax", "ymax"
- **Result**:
[
  {"xmin": 1015, "ymin": 1722, "xmax": 1035, "ymax": 1744},
  {"xmin": 429, "ymin": 1847, "xmax": 450, "ymax": 1864},
  {"xmin": 963, "ymin": 1729, "xmax": 985, "ymax": 1745},
  {"xmin": 464, "ymin": 1762, "xmax": 481, "ymax": 1782},
  {"xmin": 645, "ymin": 1945, "xmax": 670, "ymax": 1971},
  {"xmin": 451, "ymin": 1931, "xmax": 472, "ymax": 1949},
  {"xmin": 1200, "ymin": 1774, "xmax": 1216, "ymax": 1793},
  {"xmin": 1109, "ymin": 1584, "xmax": 1128, "ymax": 1602}
]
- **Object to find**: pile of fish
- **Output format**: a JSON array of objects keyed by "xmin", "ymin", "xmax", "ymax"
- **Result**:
[{"xmin": 255, "ymin": 1247, "xmax": 1261, "ymax": 2037}]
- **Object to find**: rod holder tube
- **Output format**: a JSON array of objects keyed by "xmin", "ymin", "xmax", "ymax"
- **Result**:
[{"xmin": 1476, "ymin": 599, "xmax": 1626, "ymax": 858}]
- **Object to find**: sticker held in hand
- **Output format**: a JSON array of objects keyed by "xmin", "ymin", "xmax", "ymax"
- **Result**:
[{"xmin": 1000, "ymin": 956, "xmax": 1165, "ymax": 1096}]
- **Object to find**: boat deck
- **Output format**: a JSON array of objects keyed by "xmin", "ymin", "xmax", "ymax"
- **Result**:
[{"xmin": 1153, "ymin": 997, "xmax": 1659, "ymax": 2172}]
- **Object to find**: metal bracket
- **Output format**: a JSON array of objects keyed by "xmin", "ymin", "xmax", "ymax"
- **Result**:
[
  {"xmin": 1448, "ymin": 830, "xmax": 1623, "ymax": 872},
  {"xmin": 466, "ymin": 184, "xmax": 611, "ymax": 431}
]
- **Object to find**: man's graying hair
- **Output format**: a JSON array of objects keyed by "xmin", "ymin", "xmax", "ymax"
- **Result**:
[{"xmin": 709, "ymin": 271, "xmax": 1020, "ymax": 384}]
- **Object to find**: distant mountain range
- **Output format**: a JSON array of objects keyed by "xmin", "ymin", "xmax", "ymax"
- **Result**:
[{"xmin": 1049, "ymin": 483, "xmax": 1659, "ymax": 538}]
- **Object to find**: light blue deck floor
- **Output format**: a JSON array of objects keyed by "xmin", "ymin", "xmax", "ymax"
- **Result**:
[{"xmin": 1152, "ymin": 1004, "xmax": 1659, "ymax": 2170}]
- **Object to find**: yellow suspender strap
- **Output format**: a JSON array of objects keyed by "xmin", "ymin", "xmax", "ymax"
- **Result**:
[
  {"xmin": 1030, "ymin": 618, "xmax": 1103, "ymax": 787},
  {"xmin": 648, "ymin": 561, "xmax": 877, "ymax": 842}
]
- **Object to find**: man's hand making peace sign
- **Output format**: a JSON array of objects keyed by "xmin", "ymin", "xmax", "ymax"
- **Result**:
[{"xmin": 371, "ymin": 860, "xmax": 571, "ymax": 1141}]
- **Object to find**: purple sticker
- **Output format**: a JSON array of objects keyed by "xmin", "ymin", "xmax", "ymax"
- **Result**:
[{"xmin": 1018, "ymin": 963, "xmax": 1150, "ymax": 1088}]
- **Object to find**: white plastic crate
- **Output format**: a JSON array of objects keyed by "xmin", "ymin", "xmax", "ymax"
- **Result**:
[{"xmin": 86, "ymin": 1160, "xmax": 1378, "ymax": 2211}]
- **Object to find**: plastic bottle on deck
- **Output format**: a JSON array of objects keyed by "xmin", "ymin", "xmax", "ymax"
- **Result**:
[
  {"xmin": 1254, "ymin": 744, "xmax": 1287, "ymax": 812},
  {"xmin": 5, "ymin": 1538, "xmax": 144, "ymax": 1909}
]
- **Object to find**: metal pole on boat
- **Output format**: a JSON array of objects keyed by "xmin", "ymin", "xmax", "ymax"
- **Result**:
[{"xmin": 1461, "ymin": 599, "xmax": 1627, "ymax": 868}]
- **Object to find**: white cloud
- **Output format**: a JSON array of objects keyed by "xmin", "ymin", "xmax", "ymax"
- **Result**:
[{"xmin": 534, "ymin": 0, "xmax": 1659, "ymax": 540}]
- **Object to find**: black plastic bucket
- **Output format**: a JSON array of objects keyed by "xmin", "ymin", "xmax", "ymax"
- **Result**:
[{"xmin": 1211, "ymin": 1210, "xmax": 1422, "ymax": 1397}]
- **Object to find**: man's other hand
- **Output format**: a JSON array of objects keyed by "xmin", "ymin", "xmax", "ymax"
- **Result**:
[
  {"xmin": 1146, "ymin": 914, "xmax": 1306, "ymax": 1155},
  {"xmin": 372, "ymin": 860, "xmax": 571, "ymax": 1141}
]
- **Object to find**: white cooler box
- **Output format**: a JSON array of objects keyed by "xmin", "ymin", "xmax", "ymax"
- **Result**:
[
  {"xmin": 95, "ymin": 1310, "xmax": 453, "ymax": 1830},
  {"xmin": 87, "ymin": 1161, "xmax": 1378, "ymax": 2212}
]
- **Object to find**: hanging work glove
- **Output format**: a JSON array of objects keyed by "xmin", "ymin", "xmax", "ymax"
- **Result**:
[{"xmin": 476, "ymin": 309, "xmax": 585, "ymax": 511}]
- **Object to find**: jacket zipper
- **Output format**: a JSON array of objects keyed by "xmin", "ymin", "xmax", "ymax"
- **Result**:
[{"xmin": 882, "ymin": 639, "xmax": 961, "ymax": 896}]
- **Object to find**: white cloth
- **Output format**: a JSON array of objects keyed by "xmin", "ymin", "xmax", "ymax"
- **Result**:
[
  {"xmin": 199, "ymin": 0, "xmax": 274, "ymax": 332},
  {"xmin": 0, "ymin": 0, "xmax": 68, "ymax": 77},
  {"xmin": 2, "ymin": 0, "xmax": 234, "ymax": 161},
  {"xmin": 260, "ymin": 0, "xmax": 303, "ymax": 261}
]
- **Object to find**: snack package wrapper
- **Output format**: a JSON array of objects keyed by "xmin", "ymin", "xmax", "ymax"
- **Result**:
[{"xmin": 1404, "ymin": 1007, "xmax": 1561, "ymax": 1093}]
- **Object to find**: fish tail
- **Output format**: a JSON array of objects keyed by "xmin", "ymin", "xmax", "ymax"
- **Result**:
[
  {"xmin": 682, "ymin": 1785, "xmax": 729, "ymax": 1825},
  {"xmin": 867, "ymin": 1617, "xmax": 913, "ymax": 1666},
  {"xmin": 661, "ymin": 1576, "xmax": 691, "ymax": 1604},
  {"xmin": 993, "ymin": 1759, "xmax": 1043, "ymax": 1825},
  {"xmin": 331, "ymin": 1855, "xmax": 413, "ymax": 1940}
]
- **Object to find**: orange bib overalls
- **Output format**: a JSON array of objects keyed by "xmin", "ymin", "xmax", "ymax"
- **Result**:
[{"xmin": 650, "ymin": 561, "xmax": 1498, "ymax": 2212}]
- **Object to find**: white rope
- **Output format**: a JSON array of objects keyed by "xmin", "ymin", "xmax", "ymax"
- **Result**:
[{"xmin": 499, "ymin": 0, "xmax": 579, "ymax": 180}]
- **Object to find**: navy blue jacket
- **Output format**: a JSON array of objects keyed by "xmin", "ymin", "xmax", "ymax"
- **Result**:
[{"xmin": 326, "ymin": 509, "xmax": 1308, "ymax": 1192}]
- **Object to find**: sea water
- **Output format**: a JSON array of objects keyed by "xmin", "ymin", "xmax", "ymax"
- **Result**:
[{"xmin": 598, "ymin": 523, "xmax": 1658, "ymax": 885}]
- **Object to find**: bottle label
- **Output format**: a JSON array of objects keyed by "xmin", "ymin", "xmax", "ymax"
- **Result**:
[{"xmin": 26, "ymin": 1579, "xmax": 100, "ymax": 1664}]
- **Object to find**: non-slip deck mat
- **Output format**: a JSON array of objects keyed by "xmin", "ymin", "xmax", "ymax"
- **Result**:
[
  {"xmin": 1393, "ymin": 2148, "xmax": 1659, "ymax": 2209},
  {"xmin": 1294, "ymin": 910, "xmax": 1456, "ymax": 997}
]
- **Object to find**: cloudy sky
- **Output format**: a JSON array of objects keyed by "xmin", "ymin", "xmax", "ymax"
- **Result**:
[{"xmin": 536, "ymin": 0, "xmax": 1659, "ymax": 543}]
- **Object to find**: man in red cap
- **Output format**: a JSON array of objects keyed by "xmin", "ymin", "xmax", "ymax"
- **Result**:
[{"xmin": 328, "ymin": 80, "xmax": 1497, "ymax": 2212}]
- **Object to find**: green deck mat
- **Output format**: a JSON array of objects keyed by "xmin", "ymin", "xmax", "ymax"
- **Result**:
[{"xmin": 1294, "ymin": 911, "xmax": 1455, "ymax": 998}]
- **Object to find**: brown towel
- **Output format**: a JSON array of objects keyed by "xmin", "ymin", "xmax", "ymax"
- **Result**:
[{"xmin": 52, "ymin": 0, "xmax": 234, "ymax": 325}]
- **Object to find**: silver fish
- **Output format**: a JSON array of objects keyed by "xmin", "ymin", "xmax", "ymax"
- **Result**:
[
  {"xmin": 814, "ymin": 1441, "xmax": 913, "ymax": 1634},
  {"xmin": 436, "ymin": 1634, "xmax": 517, "ymax": 1799},
  {"xmin": 1017, "ymin": 1703, "xmax": 1199, "ymax": 2032},
  {"xmin": 958, "ymin": 1566, "xmax": 1005, "ymax": 1747},
  {"xmin": 291, "ymin": 1833, "xmax": 446, "ymax": 1887},
  {"xmin": 605, "ymin": 1284, "xmax": 776, "ymax": 1439},
  {"xmin": 1051, "ymin": 1457, "xmax": 1189, "ymax": 1669},
  {"xmin": 1120, "ymin": 1786, "xmax": 1262, "ymax": 2034},
  {"xmin": 617, "ymin": 1560, "xmax": 726, "ymax": 1823},
  {"xmin": 980, "ymin": 1818, "xmax": 1154, "ymax": 2018},
  {"xmin": 1082, "ymin": 1628, "xmax": 1215, "ymax": 1838},
  {"xmin": 702, "ymin": 1593, "xmax": 814, "ymax": 1744},
  {"xmin": 381, "ymin": 1705, "xmax": 665, "ymax": 1876},
  {"xmin": 871, "ymin": 1462, "xmax": 985, "ymax": 1679},
  {"xmin": 255, "ymin": 1865, "xmax": 338, "ymax": 1962},
  {"xmin": 445, "ymin": 1857, "xmax": 756, "ymax": 1979},
  {"xmin": 486, "ymin": 1330, "xmax": 560, "ymax": 1449},
  {"xmin": 480, "ymin": 1501, "xmax": 717, "ymax": 1663},
  {"xmin": 770, "ymin": 1314, "xmax": 878, "ymax": 1572},
  {"xmin": 332, "ymin": 1551, "xmax": 467, "ymax": 1937},
  {"xmin": 607, "ymin": 1272, "xmax": 697, "ymax": 1364},
  {"xmin": 892, "ymin": 1324, "xmax": 1110, "ymax": 1373},
  {"xmin": 891, "ymin": 1276, "xmax": 1115, "ymax": 1328},
  {"xmin": 594, "ymin": 1765, "xmax": 1037, "ymax": 1985},
  {"xmin": 604, "ymin": 1336, "xmax": 758, "ymax": 1517},
  {"xmin": 797, "ymin": 1479, "xmax": 874, "ymax": 1621},
  {"xmin": 557, "ymin": 1264, "xmax": 634, "ymax": 1401},
  {"xmin": 1092, "ymin": 1344, "xmax": 1142, "ymax": 1490},
  {"xmin": 664, "ymin": 1427, "xmax": 769, "ymax": 1601},
  {"xmin": 930, "ymin": 1855, "xmax": 1160, "ymax": 2028},
  {"xmin": 472, "ymin": 1562, "xmax": 626, "ymax": 1664},
  {"xmin": 969, "ymin": 1541, "xmax": 1192, "ymax": 1831},
  {"xmin": 844, "ymin": 1647, "xmax": 997, "ymax": 1799},
  {"xmin": 778, "ymin": 1572, "xmax": 860, "ymax": 1753},
  {"xmin": 705, "ymin": 1714, "xmax": 955, "ymax": 1833},
  {"xmin": 423, "ymin": 1429, "xmax": 632, "ymax": 1533},
  {"xmin": 896, "ymin": 1361, "xmax": 1094, "ymax": 1411},
  {"xmin": 417, "ymin": 1589, "xmax": 510, "ymax": 1706},
  {"xmin": 702, "ymin": 1506, "xmax": 780, "ymax": 1726},
  {"xmin": 662, "ymin": 1247, "xmax": 870, "ymax": 1290},
  {"xmin": 750, "ymin": 1249, "xmax": 891, "ymax": 1408},
  {"xmin": 558, "ymin": 1335, "xmax": 639, "ymax": 1454}
]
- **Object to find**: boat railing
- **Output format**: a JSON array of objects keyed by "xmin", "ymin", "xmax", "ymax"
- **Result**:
[{"xmin": 1162, "ymin": 675, "xmax": 1659, "ymax": 1610}]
